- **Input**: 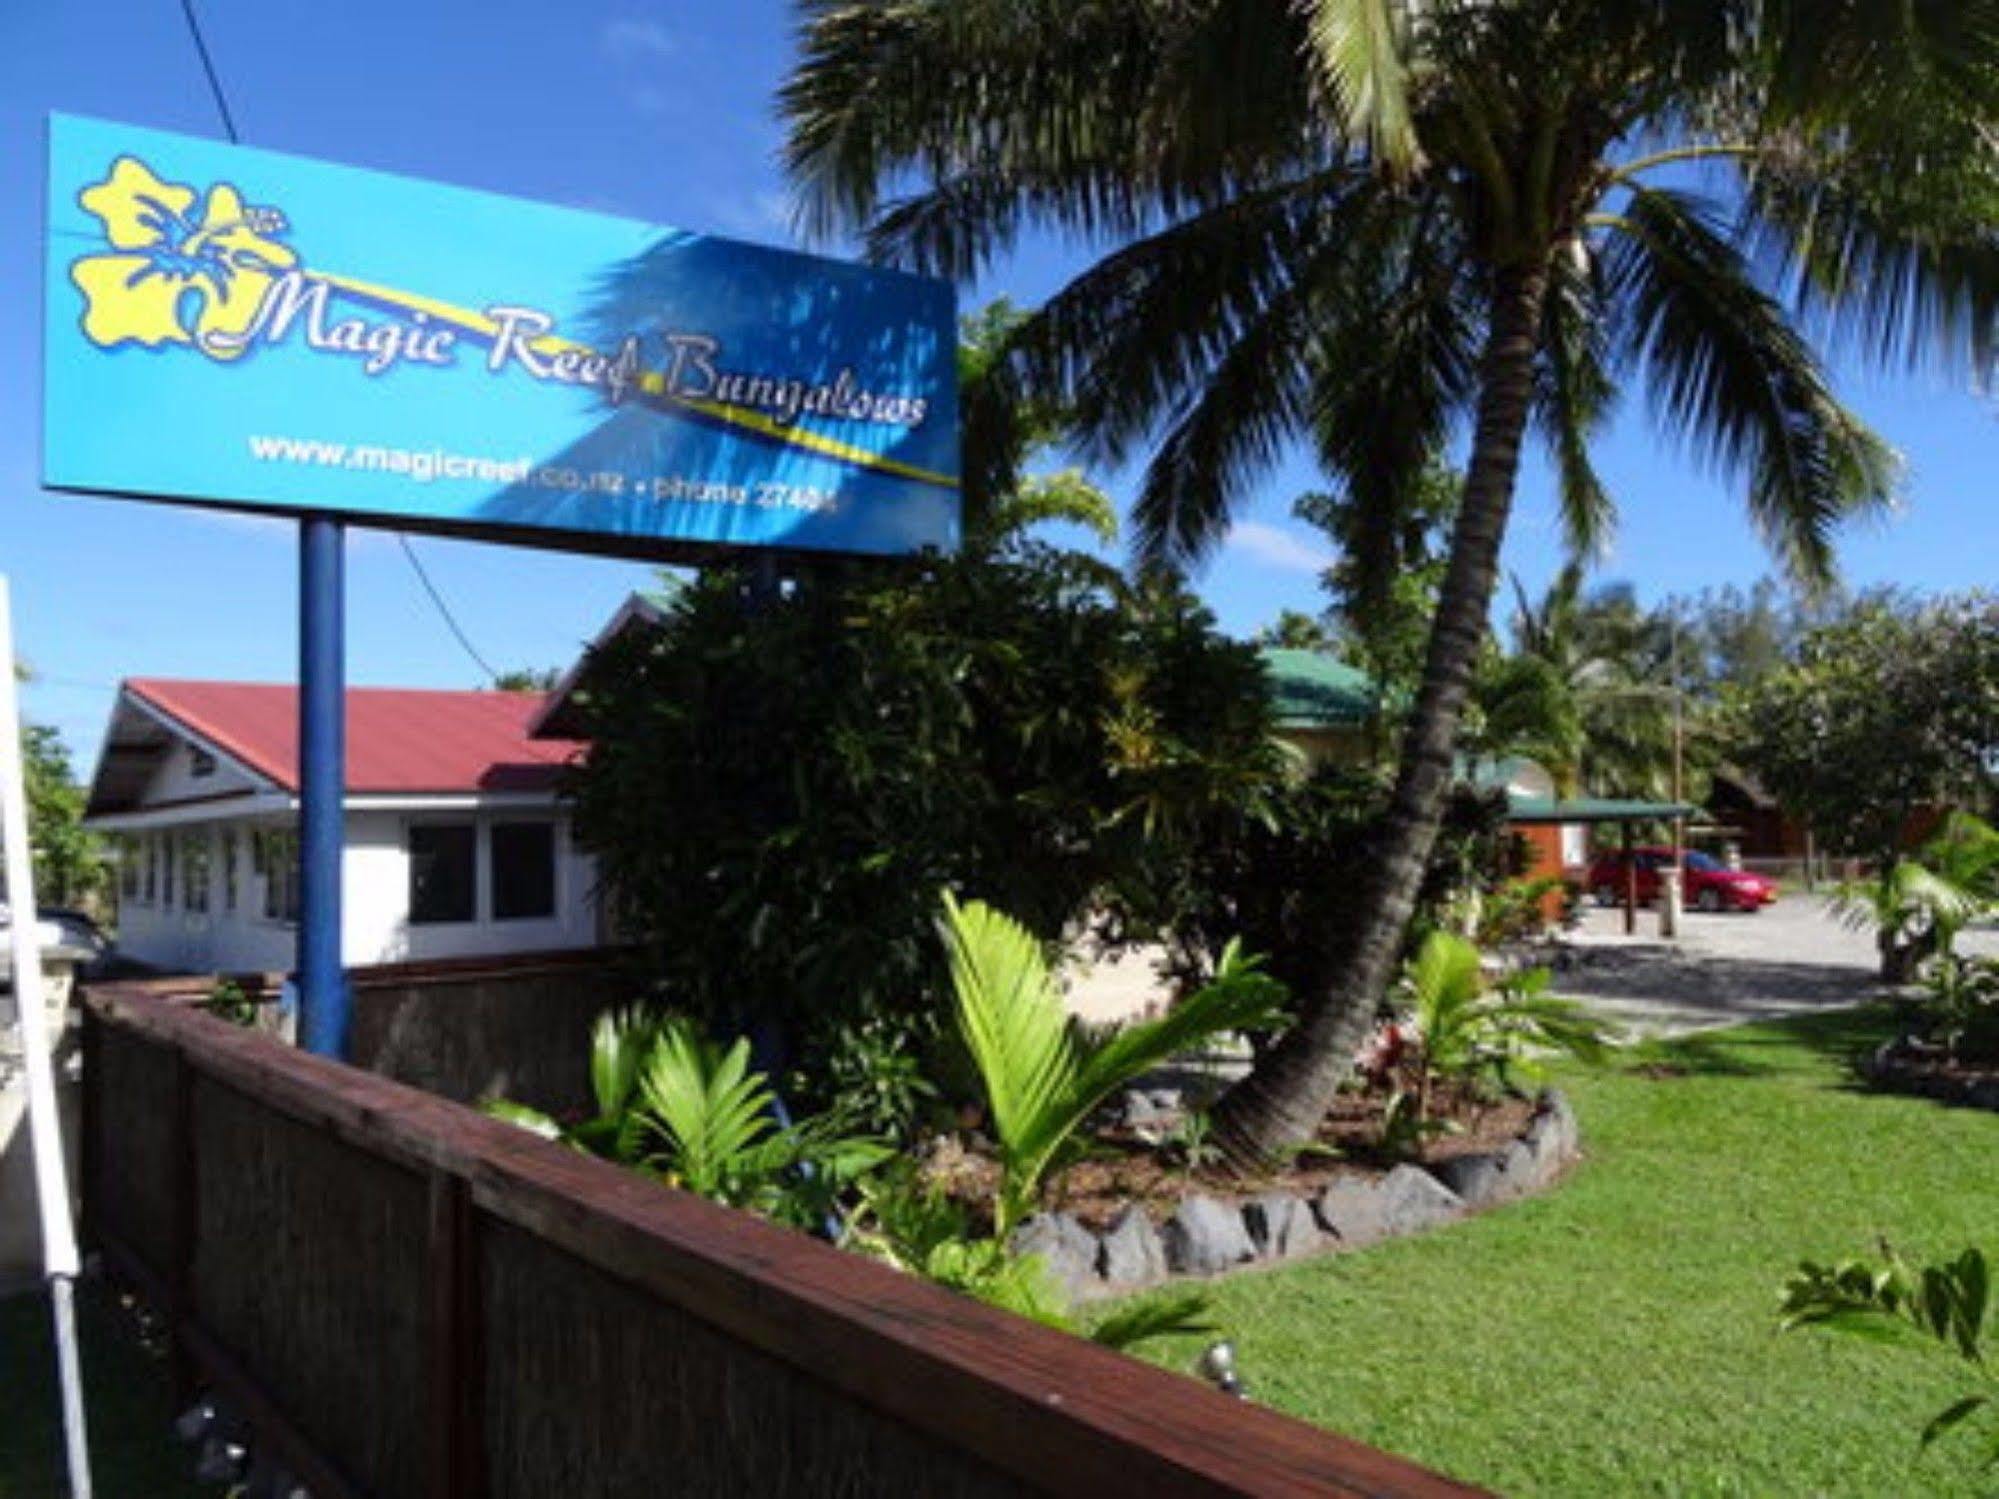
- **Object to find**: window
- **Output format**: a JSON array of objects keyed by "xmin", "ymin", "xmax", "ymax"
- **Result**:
[
  {"xmin": 409, "ymin": 823, "xmax": 476, "ymax": 925},
  {"xmin": 182, "ymin": 832, "xmax": 210, "ymax": 913},
  {"xmin": 221, "ymin": 829, "xmax": 238, "ymax": 911},
  {"xmin": 1684, "ymin": 850, "xmax": 1721, "ymax": 873},
  {"xmin": 490, "ymin": 821, "xmax": 556, "ymax": 921},
  {"xmin": 255, "ymin": 829, "xmax": 300, "ymax": 924},
  {"xmin": 161, "ymin": 834, "xmax": 176, "ymax": 908},
  {"xmin": 119, "ymin": 836, "xmax": 140, "ymax": 900},
  {"xmin": 143, "ymin": 836, "xmax": 157, "ymax": 903}
]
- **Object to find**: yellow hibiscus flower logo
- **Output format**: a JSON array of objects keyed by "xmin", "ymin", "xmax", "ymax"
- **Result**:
[{"xmin": 69, "ymin": 156, "xmax": 298, "ymax": 362}]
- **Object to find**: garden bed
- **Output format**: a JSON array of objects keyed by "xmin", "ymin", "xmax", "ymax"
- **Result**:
[
  {"xmin": 927, "ymin": 1086, "xmax": 1542, "ymax": 1233},
  {"xmin": 1861, "ymin": 1036, "xmax": 1999, "ymax": 1109},
  {"xmin": 935, "ymin": 1088, "xmax": 1580, "ymax": 1301}
]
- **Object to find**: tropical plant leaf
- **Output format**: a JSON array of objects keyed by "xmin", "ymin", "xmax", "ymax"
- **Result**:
[
  {"xmin": 1920, "ymin": 1394, "xmax": 1990, "ymax": 1450},
  {"xmin": 940, "ymin": 892, "xmax": 1288, "ymax": 1234},
  {"xmin": 1303, "ymin": 0, "xmax": 1417, "ymax": 169},
  {"xmin": 638, "ymin": 1020, "xmax": 779, "ymax": 1197},
  {"xmin": 1089, "ymin": 1290, "xmax": 1219, "ymax": 1353},
  {"xmin": 590, "ymin": 1005, "xmax": 659, "ymax": 1119},
  {"xmin": 480, "ymin": 1097, "xmax": 563, "ymax": 1141},
  {"xmin": 1601, "ymin": 185, "xmax": 1898, "ymax": 587}
]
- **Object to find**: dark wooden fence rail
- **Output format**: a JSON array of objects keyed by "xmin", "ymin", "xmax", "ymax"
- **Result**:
[{"xmin": 81, "ymin": 980, "xmax": 1485, "ymax": 1499}]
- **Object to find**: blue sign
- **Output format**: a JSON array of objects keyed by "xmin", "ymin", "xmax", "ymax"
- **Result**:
[{"xmin": 43, "ymin": 114, "xmax": 960, "ymax": 559}]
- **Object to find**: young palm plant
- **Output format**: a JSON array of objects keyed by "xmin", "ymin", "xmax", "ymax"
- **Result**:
[
  {"xmin": 938, "ymin": 891, "xmax": 1287, "ymax": 1238},
  {"xmin": 1395, "ymin": 930, "xmax": 1613, "ymax": 1131},
  {"xmin": 484, "ymin": 1010, "xmax": 890, "ymax": 1231},
  {"xmin": 1830, "ymin": 812, "xmax": 1999, "ymax": 982},
  {"xmin": 783, "ymin": 0, "xmax": 1999, "ymax": 1162}
]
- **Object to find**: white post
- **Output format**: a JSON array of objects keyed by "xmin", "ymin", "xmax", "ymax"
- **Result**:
[{"xmin": 0, "ymin": 574, "xmax": 93, "ymax": 1498}]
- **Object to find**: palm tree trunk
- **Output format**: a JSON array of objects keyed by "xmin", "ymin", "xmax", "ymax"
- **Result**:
[{"xmin": 1213, "ymin": 260, "xmax": 1552, "ymax": 1163}]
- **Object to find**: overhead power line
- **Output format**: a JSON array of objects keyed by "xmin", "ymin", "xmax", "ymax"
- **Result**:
[
  {"xmin": 177, "ymin": 0, "xmax": 241, "ymax": 143},
  {"xmin": 397, "ymin": 537, "xmax": 503, "ymax": 685}
]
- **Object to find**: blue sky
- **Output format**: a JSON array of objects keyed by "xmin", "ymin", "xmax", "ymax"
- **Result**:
[{"xmin": 3, "ymin": 2, "xmax": 1994, "ymax": 769}]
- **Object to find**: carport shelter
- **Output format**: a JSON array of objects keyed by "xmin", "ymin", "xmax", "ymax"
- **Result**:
[{"xmin": 1508, "ymin": 795, "xmax": 1699, "ymax": 933}]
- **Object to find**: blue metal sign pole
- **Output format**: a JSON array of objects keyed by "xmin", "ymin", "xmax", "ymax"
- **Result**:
[{"xmin": 296, "ymin": 515, "xmax": 349, "ymax": 1057}]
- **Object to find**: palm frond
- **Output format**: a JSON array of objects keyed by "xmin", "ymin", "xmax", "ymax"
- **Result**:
[
  {"xmin": 1309, "ymin": 192, "xmax": 1480, "ymax": 612},
  {"xmin": 637, "ymin": 1020, "xmax": 780, "ymax": 1197},
  {"xmin": 481, "ymin": 1098, "xmax": 563, "ymax": 1141},
  {"xmin": 1303, "ymin": 0, "xmax": 1418, "ymax": 169},
  {"xmin": 937, "ymin": 892, "xmax": 1078, "ymax": 1207},
  {"xmin": 783, "ymin": 0, "xmax": 1316, "ymax": 246},
  {"xmin": 1089, "ymin": 1289, "xmax": 1219, "ymax": 1352},
  {"xmin": 1601, "ymin": 186, "xmax": 1898, "ymax": 587},
  {"xmin": 1077, "ymin": 941, "xmax": 1289, "ymax": 1101},
  {"xmin": 940, "ymin": 893, "xmax": 1287, "ymax": 1232},
  {"xmin": 1536, "ymin": 241, "xmax": 1618, "ymax": 559},
  {"xmin": 1403, "ymin": 930, "xmax": 1486, "ymax": 1072},
  {"xmin": 589, "ymin": 1005, "xmax": 659, "ymax": 1119}
]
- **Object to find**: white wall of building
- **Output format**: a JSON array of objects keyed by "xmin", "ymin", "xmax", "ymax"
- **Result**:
[
  {"xmin": 143, "ymin": 733, "xmax": 261, "ymax": 804},
  {"xmin": 110, "ymin": 808, "xmax": 599, "ymax": 975}
]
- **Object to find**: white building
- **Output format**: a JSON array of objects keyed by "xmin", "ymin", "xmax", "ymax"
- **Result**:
[{"xmin": 83, "ymin": 679, "xmax": 598, "ymax": 974}]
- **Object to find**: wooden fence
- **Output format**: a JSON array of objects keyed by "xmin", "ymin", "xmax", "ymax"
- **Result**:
[{"xmin": 80, "ymin": 980, "xmax": 1484, "ymax": 1498}]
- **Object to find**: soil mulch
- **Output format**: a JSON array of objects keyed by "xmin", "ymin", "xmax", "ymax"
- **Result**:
[{"xmin": 920, "ymin": 1084, "xmax": 1538, "ymax": 1234}]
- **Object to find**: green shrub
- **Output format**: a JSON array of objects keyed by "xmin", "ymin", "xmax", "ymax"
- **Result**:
[
  {"xmin": 1167, "ymin": 762, "xmax": 1510, "ymax": 1005},
  {"xmin": 198, "ymin": 979, "xmax": 259, "ymax": 1027},
  {"xmin": 564, "ymin": 554, "xmax": 1285, "ymax": 1111},
  {"xmin": 1924, "ymin": 954, "xmax": 1999, "ymax": 1066}
]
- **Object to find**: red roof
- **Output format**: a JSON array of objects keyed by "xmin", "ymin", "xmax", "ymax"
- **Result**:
[{"xmin": 125, "ymin": 679, "xmax": 584, "ymax": 795}]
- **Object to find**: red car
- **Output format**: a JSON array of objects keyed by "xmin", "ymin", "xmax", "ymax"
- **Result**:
[{"xmin": 1587, "ymin": 848, "xmax": 1779, "ymax": 913}]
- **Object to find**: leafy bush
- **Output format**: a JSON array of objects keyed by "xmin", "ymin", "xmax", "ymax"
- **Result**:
[
  {"xmin": 564, "ymin": 553, "xmax": 1285, "ymax": 1112},
  {"xmin": 794, "ymin": 1014, "xmax": 944, "ymax": 1139},
  {"xmin": 939, "ymin": 891, "xmax": 1286, "ymax": 1237},
  {"xmin": 1472, "ymin": 875, "xmax": 1570, "ymax": 948},
  {"xmin": 1167, "ymin": 762, "xmax": 1510, "ymax": 1006},
  {"xmin": 1781, "ymin": 1245, "xmax": 1997, "ymax": 1468},
  {"xmin": 198, "ymin": 978, "xmax": 259, "ymax": 1027},
  {"xmin": 484, "ymin": 1009, "xmax": 889, "ymax": 1232},
  {"xmin": 1924, "ymin": 954, "xmax": 1999, "ymax": 1066}
]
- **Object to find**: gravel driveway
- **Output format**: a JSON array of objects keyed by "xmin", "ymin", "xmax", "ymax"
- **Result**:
[{"xmin": 1551, "ymin": 894, "xmax": 1999, "ymax": 1037}]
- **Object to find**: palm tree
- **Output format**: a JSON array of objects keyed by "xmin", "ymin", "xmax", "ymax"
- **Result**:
[
  {"xmin": 1471, "ymin": 564, "xmax": 1680, "ymax": 799},
  {"xmin": 1256, "ymin": 609, "xmax": 1338, "ymax": 651},
  {"xmin": 782, "ymin": 1, "xmax": 1999, "ymax": 1160}
]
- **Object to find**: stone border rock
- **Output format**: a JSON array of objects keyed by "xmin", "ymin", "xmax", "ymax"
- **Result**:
[
  {"xmin": 1011, "ymin": 1090, "xmax": 1581, "ymax": 1302},
  {"xmin": 1861, "ymin": 1039, "xmax": 1999, "ymax": 1111}
]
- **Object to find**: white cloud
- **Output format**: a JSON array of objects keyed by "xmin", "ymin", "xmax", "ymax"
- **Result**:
[
  {"xmin": 708, "ymin": 189, "xmax": 794, "ymax": 242},
  {"xmin": 602, "ymin": 17, "xmax": 677, "ymax": 61},
  {"xmin": 1228, "ymin": 520, "xmax": 1335, "ymax": 575}
]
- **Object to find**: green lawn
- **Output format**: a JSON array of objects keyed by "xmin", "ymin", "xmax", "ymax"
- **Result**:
[
  {"xmin": 1, "ymin": 1284, "xmax": 202, "ymax": 1498},
  {"xmin": 1128, "ymin": 1008, "xmax": 1999, "ymax": 1497}
]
